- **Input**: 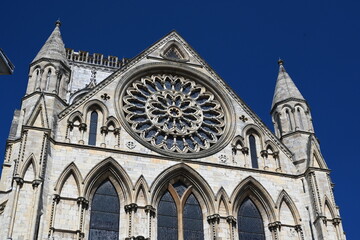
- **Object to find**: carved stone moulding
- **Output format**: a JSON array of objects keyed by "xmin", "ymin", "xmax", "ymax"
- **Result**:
[{"xmin": 117, "ymin": 66, "xmax": 235, "ymax": 159}]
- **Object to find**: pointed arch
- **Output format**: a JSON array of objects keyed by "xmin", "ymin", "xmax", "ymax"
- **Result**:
[
  {"xmin": 160, "ymin": 40, "xmax": 190, "ymax": 62},
  {"xmin": 26, "ymin": 95, "xmax": 49, "ymax": 128},
  {"xmin": 230, "ymin": 176, "xmax": 276, "ymax": 222},
  {"xmin": 324, "ymin": 196, "xmax": 336, "ymax": 219},
  {"xmin": 215, "ymin": 187, "xmax": 230, "ymax": 216},
  {"xmin": 68, "ymin": 111, "xmax": 84, "ymax": 123},
  {"xmin": 134, "ymin": 175, "xmax": 150, "ymax": 206},
  {"xmin": 265, "ymin": 140, "xmax": 278, "ymax": 153},
  {"xmin": 83, "ymin": 99, "xmax": 109, "ymax": 122},
  {"xmin": 232, "ymin": 135, "xmax": 244, "ymax": 148},
  {"xmin": 105, "ymin": 116, "xmax": 120, "ymax": 129},
  {"xmin": 151, "ymin": 163, "xmax": 215, "ymax": 213},
  {"xmin": 308, "ymin": 139, "xmax": 328, "ymax": 169},
  {"xmin": 275, "ymin": 190, "xmax": 301, "ymax": 225},
  {"xmin": 54, "ymin": 162, "xmax": 83, "ymax": 196},
  {"xmin": 20, "ymin": 155, "xmax": 38, "ymax": 181},
  {"xmin": 83, "ymin": 157, "xmax": 133, "ymax": 203},
  {"xmin": 242, "ymin": 124, "xmax": 265, "ymax": 145}
]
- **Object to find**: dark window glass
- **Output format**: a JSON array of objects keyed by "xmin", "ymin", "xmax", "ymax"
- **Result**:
[
  {"xmin": 286, "ymin": 110, "xmax": 293, "ymax": 131},
  {"xmin": 249, "ymin": 135, "xmax": 258, "ymax": 168},
  {"xmin": 158, "ymin": 191, "xmax": 178, "ymax": 240},
  {"xmin": 89, "ymin": 180, "xmax": 119, "ymax": 240},
  {"xmin": 238, "ymin": 198, "xmax": 265, "ymax": 240},
  {"xmin": 297, "ymin": 108, "xmax": 304, "ymax": 130},
  {"xmin": 183, "ymin": 194, "xmax": 204, "ymax": 240},
  {"xmin": 276, "ymin": 113, "xmax": 282, "ymax": 135},
  {"xmin": 89, "ymin": 111, "xmax": 98, "ymax": 146},
  {"xmin": 173, "ymin": 181, "xmax": 187, "ymax": 198}
]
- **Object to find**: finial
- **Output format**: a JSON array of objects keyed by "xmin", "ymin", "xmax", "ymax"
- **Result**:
[
  {"xmin": 278, "ymin": 58, "xmax": 284, "ymax": 66},
  {"xmin": 55, "ymin": 19, "xmax": 61, "ymax": 27}
]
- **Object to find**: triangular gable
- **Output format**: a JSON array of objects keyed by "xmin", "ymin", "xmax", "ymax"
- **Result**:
[
  {"xmin": 26, "ymin": 94, "xmax": 49, "ymax": 128},
  {"xmin": 307, "ymin": 135, "xmax": 328, "ymax": 169},
  {"xmin": 58, "ymin": 31, "xmax": 292, "ymax": 159}
]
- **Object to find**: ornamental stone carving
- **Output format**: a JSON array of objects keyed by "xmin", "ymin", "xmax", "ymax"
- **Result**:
[{"xmin": 120, "ymin": 73, "xmax": 233, "ymax": 158}]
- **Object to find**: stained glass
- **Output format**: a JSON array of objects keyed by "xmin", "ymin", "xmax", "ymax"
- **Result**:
[
  {"xmin": 183, "ymin": 194, "xmax": 204, "ymax": 240},
  {"xmin": 158, "ymin": 191, "xmax": 178, "ymax": 240},
  {"xmin": 249, "ymin": 135, "xmax": 259, "ymax": 169},
  {"xmin": 88, "ymin": 111, "xmax": 98, "ymax": 146},
  {"xmin": 238, "ymin": 198, "xmax": 265, "ymax": 240},
  {"xmin": 89, "ymin": 180, "xmax": 119, "ymax": 240}
]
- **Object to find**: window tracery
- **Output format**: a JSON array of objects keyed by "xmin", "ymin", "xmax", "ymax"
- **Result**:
[
  {"xmin": 157, "ymin": 181, "xmax": 204, "ymax": 240},
  {"xmin": 122, "ymin": 74, "xmax": 227, "ymax": 156}
]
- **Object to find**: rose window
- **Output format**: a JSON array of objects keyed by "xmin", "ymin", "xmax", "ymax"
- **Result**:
[{"xmin": 122, "ymin": 74, "xmax": 226, "ymax": 154}]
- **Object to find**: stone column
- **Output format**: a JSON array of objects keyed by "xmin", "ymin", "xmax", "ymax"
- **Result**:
[
  {"xmin": 65, "ymin": 122, "xmax": 73, "ymax": 143},
  {"xmin": 76, "ymin": 197, "xmax": 89, "ymax": 239},
  {"xmin": 260, "ymin": 150, "xmax": 268, "ymax": 170},
  {"xmin": 114, "ymin": 128, "xmax": 121, "ymax": 149},
  {"xmin": 125, "ymin": 203, "xmax": 138, "ymax": 239},
  {"xmin": 145, "ymin": 205, "xmax": 156, "ymax": 239},
  {"xmin": 29, "ymin": 179, "xmax": 42, "ymax": 239},
  {"xmin": 295, "ymin": 224, "xmax": 305, "ymax": 240},
  {"xmin": 100, "ymin": 126, "xmax": 108, "ymax": 147},
  {"xmin": 268, "ymin": 221, "xmax": 281, "ymax": 240},
  {"xmin": 7, "ymin": 176, "xmax": 23, "ymax": 239},
  {"xmin": 48, "ymin": 194, "xmax": 60, "ymax": 238},
  {"xmin": 207, "ymin": 214, "xmax": 220, "ymax": 240},
  {"xmin": 226, "ymin": 216, "xmax": 236, "ymax": 240},
  {"xmin": 240, "ymin": 147, "xmax": 249, "ymax": 167},
  {"xmin": 78, "ymin": 123, "xmax": 87, "ymax": 145}
]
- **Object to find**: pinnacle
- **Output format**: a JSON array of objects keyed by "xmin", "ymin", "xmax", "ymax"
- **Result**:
[
  {"xmin": 271, "ymin": 60, "xmax": 305, "ymax": 110},
  {"xmin": 32, "ymin": 21, "xmax": 68, "ymax": 65}
]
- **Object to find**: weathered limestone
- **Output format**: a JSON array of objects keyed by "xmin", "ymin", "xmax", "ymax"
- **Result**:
[{"xmin": 0, "ymin": 22, "xmax": 345, "ymax": 240}]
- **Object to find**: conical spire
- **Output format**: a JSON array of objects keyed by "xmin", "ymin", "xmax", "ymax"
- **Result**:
[
  {"xmin": 32, "ymin": 20, "xmax": 68, "ymax": 65},
  {"xmin": 271, "ymin": 59, "xmax": 305, "ymax": 109}
]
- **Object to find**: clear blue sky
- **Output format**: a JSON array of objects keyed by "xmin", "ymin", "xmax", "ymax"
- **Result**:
[{"xmin": 1, "ymin": 0, "xmax": 359, "ymax": 238}]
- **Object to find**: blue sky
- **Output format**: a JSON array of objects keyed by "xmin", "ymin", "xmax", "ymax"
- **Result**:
[{"xmin": 1, "ymin": 0, "xmax": 359, "ymax": 238}]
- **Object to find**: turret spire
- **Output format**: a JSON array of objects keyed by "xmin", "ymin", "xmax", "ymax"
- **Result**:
[
  {"xmin": 271, "ymin": 59, "xmax": 305, "ymax": 110},
  {"xmin": 32, "ymin": 20, "xmax": 68, "ymax": 65}
]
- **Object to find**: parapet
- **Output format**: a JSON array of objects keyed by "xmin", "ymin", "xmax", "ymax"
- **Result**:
[{"xmin": 66, "ymin": 48, "xmax": 129, "ymax": 68}]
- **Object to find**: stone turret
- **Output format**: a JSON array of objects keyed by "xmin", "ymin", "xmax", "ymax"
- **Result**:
[
  {"xmin": 271, "ymin": 60, "xmax": 314, "ymax": 167},
  {"xmin": 26, "ymin": 20, "xmax": 70, "ymax": 100}
]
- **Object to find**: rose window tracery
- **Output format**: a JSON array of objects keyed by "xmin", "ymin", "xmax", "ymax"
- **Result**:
[{"xmin": 122, "ymin": 74, "xmax": 226, "ymax": 154}]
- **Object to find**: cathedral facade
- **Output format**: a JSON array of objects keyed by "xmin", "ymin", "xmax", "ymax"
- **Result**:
[{"xmin": 0, "ymin": 22, "xmax": 345, "ymax": 240}]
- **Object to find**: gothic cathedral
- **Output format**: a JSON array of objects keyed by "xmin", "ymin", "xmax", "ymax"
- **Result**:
[{"xmin": 0, "ymin": 21, "xmax": 345, "ymax": 240}]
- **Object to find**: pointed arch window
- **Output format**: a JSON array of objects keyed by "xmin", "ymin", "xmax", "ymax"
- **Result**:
[
  {"xmin": 297, "ymin": 108, "xmax": 304, "ymax": 130},
  {"xmin": 276, "ymin": 113, "xmax": 282, "ymax": 136},
  {"xmin": 249, "ymin": 135, "xmax": 259, "ymax": 169},
  {"xmin": 45, "ymin": 69, "xmax": 51, "ymax": 90},
  {"xmin": 238, "ymin": 198, "xmax": 265, "ymax": 240},
  {"xmin": 286, "ymin": 109, "xmax": 293, "ymax": 131},
  {"xmin": 89, "ymin": 111, "xmax": 98, "ymax": 146},
  {"xmin": 157, "ymin": 181, "xmax": 204, "ymax": 240},
  {"xmin": 89, "ymin": 180, "xmax": 120, "ymax": 240}
]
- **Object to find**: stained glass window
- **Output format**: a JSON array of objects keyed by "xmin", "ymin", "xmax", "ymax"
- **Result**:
[
  {"xmin": 158, "ymin": 191, "xmax": 178, "ymax": 240},
  {"xmin": 183, "ymin": 194, "xmax": 204, "ymax": 240},
  {"xmin": 238, "ymin": 198, "xmax": 265, "ymax": 240},
  {"xmin": 89, "ymin": 111, "xmax": 98, "ymax": 146},
  {"xmin": 89, "ymin": 180, "xmax": 119, "ymax": 240},
  {"xmin": 249, "ymin": 135, "xmax": 258, "ymax": 169},
  {"xmin": 158, "ymin": 182, "xmax": 204, "ymax": 240}
]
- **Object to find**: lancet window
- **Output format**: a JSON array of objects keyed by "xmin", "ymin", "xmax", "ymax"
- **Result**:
[
  {"xmin": 88, "ymin": 111, "xmax": 98, "ymax": 146},
  {"xmin": 89, "ymin": 180, "xmax": 120, "ymax": 240},
  {"xmin": 238, "ymin": 198, "xmax": 265, "ymax": 240},
  {"xmin": 157, "ymin": 181, "xmax": 204, "ymax": 240},
  {"xmin": 249, "ymin": 135, "xmax": 259, "ymax": 169}
]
